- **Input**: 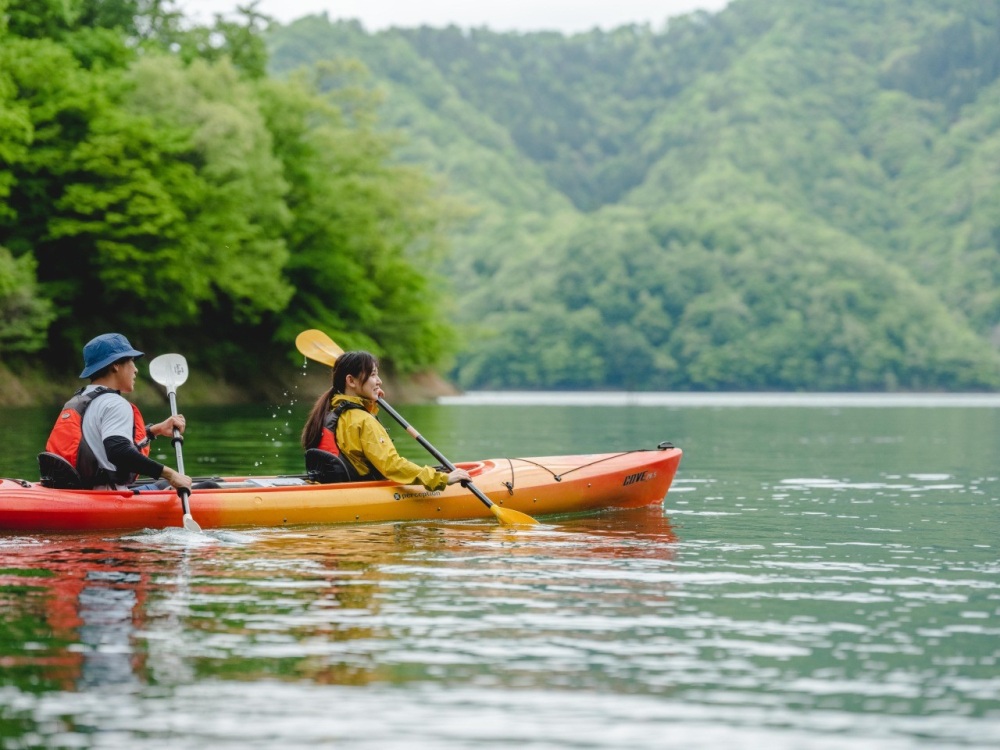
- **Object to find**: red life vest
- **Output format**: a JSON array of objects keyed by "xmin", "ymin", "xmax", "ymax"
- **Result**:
[
  {"xmin": 316, "ymin": 400, "xmax": 367, "ymax": 454},
  {"xmin": 315, "ymin": 426, "xmax": 338, "ymax": 454},
  {"xmin": 315, "ymin": 401, "xmax": 384, "ymax": 481},
  {"xmin": 45, "ymin": 386, "xmax": 150, "ymax": 486}
]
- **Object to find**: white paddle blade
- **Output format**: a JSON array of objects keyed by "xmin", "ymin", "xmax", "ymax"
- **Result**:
[
  {"xmin": 149, "ymin": 353, "xmax": 189, "ymax": 391},
  {"xmin": 183, "ymin": 513, "xmax": 202, "ymax": 532}
]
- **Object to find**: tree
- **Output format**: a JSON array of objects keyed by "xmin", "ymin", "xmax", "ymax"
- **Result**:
[
  {"xmin": 260, "ymin": 62, "xmax": 453, "ymax": 374},
  {"xmin": 0, "ymin": 248, "xmax": 55, "ymax": 353}
]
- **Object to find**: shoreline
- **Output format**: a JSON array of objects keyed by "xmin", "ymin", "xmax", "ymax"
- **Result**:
[
  {"xmin": 0, "ymin": 362, "xmax": 461, "ymax": 409},
  {"xmin": 440, "ymin": 391, "xmax": 1000, "ymax": 407},
  {"xmin": 6, "ymin": 361, "xmax": 997, "ymax": 410}
]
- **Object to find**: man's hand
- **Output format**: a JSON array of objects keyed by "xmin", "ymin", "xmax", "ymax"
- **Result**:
[
  {"xmin": 161, "ymin": 465, "xmax": 193, "ymax": 490},
  {"xmin": 152, "ymin": 414, "xmax": 186, "ymax": 438}
]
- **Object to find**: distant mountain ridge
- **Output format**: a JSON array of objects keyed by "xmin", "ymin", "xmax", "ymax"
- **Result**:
[{"xmin": 267, "ymin": 0, "xmax": 1000, "ymax": 390}]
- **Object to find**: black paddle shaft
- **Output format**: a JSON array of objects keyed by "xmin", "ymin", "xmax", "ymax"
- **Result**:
[{"xmin": 376, "ymin": 398, "xmax": 499, "ymax": 511}]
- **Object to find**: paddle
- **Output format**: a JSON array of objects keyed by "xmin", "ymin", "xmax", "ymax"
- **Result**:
[
  {"xmin": 294, "ymin": 329, "xmax": 539, "ymax": 526},
  {"xmin": 149, "ymin": 353, "xmax": 201, "ymax": 532}
]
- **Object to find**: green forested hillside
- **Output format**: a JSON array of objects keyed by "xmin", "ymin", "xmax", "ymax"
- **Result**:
[
  {"xmin": 0, "ymin": 0, "xmax": 451, "ymax": 396},
  {"xmin": 267, "ymin": 0, "xmax": 1000, "ymax": 390}
]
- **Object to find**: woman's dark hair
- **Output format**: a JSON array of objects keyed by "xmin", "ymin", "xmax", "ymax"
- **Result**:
[{"xmin": 301, "ymin": 351, "xmax": 378, "ymax": 449}]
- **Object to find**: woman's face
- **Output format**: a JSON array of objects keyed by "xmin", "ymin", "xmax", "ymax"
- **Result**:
[{"xmin": 347, "ymin": 366, "xmax": 383, "ymax": 402}]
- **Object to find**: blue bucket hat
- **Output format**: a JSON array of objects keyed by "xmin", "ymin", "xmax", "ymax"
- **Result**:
[{"xmin": 79, "ymin": 333, "xmax": 145, "ymax": 378}]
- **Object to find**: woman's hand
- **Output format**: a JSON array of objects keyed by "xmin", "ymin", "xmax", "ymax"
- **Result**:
[{"xmin": 445, "ymin": 468, "xmax": 472, "ymax": 485}]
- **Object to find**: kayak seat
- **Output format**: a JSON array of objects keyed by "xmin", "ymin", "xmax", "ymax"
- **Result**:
[
  {"xmin": 37, "ymin": 451, "xmax": 85, "ymax": 489},
  {"xmin": 304, "ymin": 449, "xmax": 354, "ymax": 484},
  {"xmin": 38, "ymin": 453, "xmax": 225, "ymax": 491}
]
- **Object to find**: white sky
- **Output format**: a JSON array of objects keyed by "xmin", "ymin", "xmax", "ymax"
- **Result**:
[{"xmin": 177, "ymin": 1, "xmax": 731, "ymax": 34}]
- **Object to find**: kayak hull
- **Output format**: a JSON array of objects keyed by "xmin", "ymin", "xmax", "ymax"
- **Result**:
[{"xmin": 0, "ymin": 447, "xmax": 681, "ymax": 532}]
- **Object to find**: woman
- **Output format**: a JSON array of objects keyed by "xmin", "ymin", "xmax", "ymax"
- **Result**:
[{"xmin": 301, "ymin": 351, "xmax": 470, "ymax": 489}]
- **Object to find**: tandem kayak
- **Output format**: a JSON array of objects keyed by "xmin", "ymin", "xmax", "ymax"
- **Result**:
[{"xmin": 0, "ymin": 445, "xmax": 682, "ymax": 532}]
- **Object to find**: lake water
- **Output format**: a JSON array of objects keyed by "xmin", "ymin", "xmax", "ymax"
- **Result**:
[{"xmin": 0, "ymin": 394, "xmax": 998, "ymax": 749}]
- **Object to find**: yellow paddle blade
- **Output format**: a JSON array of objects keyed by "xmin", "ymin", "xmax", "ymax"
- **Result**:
[
  {"xmin": 491, "ymin": 504, "xmax": 540, "ymax": 526},
  {"xmin": 295, "ymin": 329, "xmax": 344, "ymax": 367}
]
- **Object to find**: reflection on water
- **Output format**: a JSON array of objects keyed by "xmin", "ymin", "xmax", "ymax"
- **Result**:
[
  {"xmin": 75, "ymin": 573, "xmax": 142, "ymax": 689},
  {"xmin": 0, "ymin": 402, "xmax": 998, "ymax": 748},
  {"xmin": 0, "ymin": 539, "xmax": 152, "ymax": 692}
]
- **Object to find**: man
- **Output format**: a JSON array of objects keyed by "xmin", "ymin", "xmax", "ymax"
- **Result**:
[{"xmin": 45, "ymin": 333, "xmax": 193, "ymax": 491}]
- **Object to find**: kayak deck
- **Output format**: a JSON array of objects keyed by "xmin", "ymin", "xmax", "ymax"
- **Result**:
[{"xmin": 0, "ymin": 446, "xmax": 682, "ymax": 532}]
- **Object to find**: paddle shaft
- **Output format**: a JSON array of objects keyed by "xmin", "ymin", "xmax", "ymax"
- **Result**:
[
  {"xmin": 376, "ymin": 397, "xmax": 500, "ymax": 512},
  {"xmin": 166, "ymin": 389, "xmax": 192, "ymax": 515}
]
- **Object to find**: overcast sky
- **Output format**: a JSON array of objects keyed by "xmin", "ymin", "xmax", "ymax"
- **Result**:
[{"xmin": 177, "ymin": 0, "xmax": 731, "ymax": 34}]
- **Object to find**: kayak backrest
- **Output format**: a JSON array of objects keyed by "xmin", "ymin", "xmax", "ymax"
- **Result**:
[
  {"xmin": 304, "ymin": 449, "xmax": 355, "ymax": 484},
  {"xmin": 37, "ymin": 451, "xmax": 85, "ymax": 489}
]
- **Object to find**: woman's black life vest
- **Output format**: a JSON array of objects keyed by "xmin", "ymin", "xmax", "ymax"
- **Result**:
[{"xmin": 305, "ymin": 401, "xmax": 385, "ymax": 483}]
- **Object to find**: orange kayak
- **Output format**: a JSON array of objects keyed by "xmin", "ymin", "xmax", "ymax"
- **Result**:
[{"xmin": 0, "ymin": 445, "xmax": 682, "ymax": 532}]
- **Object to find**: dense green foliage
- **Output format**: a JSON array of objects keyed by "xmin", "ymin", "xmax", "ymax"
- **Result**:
[
  {"xmin": 0, "ymin": 0, "xmax": 451, "ymax": 384},
  {"xmin": 268, "ymin": 0, "xmax": 1000, "ymax": 390},
  {"xmin": 4, "ymin": 0, "xmax": 999, "ymax": 393}
]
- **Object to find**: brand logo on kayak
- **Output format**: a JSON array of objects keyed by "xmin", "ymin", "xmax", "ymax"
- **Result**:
[
  {"xmin": 623, "ymin": 471, "xmax": 649, "ymax": 486},
  {"xmin": 394, "ymin": 490, "xmax": 442, "ymax": 501}
]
